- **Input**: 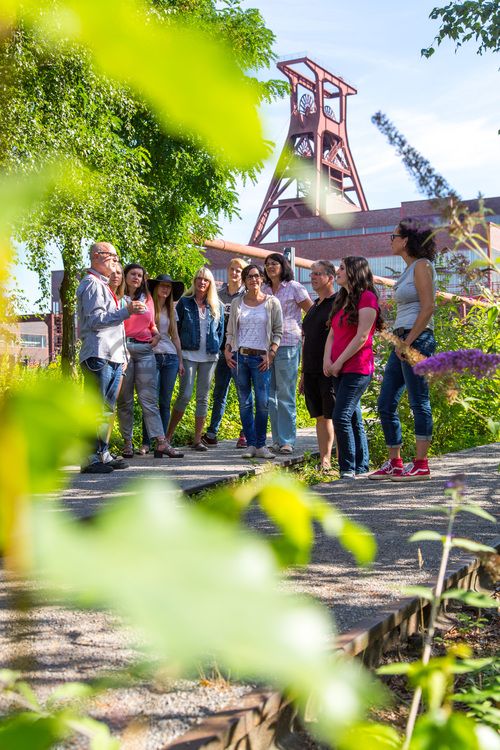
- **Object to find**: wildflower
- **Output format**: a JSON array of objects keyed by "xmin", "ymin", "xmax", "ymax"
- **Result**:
[
  {"xmin": 444, "ymin": 474, "xmax": 466, "ymax": 492},
  {"xmin": 413, "ymin": 349, "xmax": 500, "ymax": 379}
]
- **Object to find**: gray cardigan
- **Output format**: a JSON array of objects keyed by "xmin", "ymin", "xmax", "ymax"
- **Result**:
[
  {"xmin": 226, "ymin": 295, "xmax": 283, "ymax": 352},
  {"xmin": 77, "ymin": 270, "xmax": 129, "ymax": 364}
]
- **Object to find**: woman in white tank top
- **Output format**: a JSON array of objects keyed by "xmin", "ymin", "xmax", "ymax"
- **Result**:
[{"xmin": 370, "ymin": 218, "xmax": 437, "ymax": 482}]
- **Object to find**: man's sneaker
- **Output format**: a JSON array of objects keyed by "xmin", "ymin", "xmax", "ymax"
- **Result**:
[
  {"xmin": 242, "ymin": 446, "xmax": 257, "ymax": 458},
  {"xmin": 81, "ymin": 462, "xmax": 114, "ymax": 474},
  {"xmin": 201, "ymin": 433, "xmax": 218, "ymax": 446},
  {"xmin": 255, "ymin": 446, "xmax": 275, "ymax": 459},
  {"xmin": 391, "ymin": 460, "xmax": 431, "ymax": 482},
  {"xmin": 105, "ymin": 457, "xmax": 129, "ymax": 470},
  {"xmin": 369, "ymin": 459, "xmax": 404, "ymax": 480},
  {"xmin": 235, "ymin": 435, "xmax": 247, "ymax": 449}
]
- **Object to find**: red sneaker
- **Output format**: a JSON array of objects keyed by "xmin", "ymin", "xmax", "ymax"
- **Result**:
[
  {"xmin": 391, "ymin": 461, "xmax": 431, "ymax": 482},
  {"xmin": 368, "ymin": 459, "xmax": 403, "ymax": 480},
  {"xmin": 236, "ymin": 435, "xmax": 247, "ymax": 449}
]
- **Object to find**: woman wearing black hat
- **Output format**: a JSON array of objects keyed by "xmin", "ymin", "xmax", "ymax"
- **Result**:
[{"xmin": 140, "ymin": 274, "xmax": 185, "ymax": 456}]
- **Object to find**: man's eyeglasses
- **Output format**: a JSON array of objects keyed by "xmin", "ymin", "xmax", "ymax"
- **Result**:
[
  {"xmin": 390, "ymin": 234, "xmax": 402, "ymax": 241},
  {"xmin": 96, "ymin": 252, "xmax": 119, "ymax": 260},
  {"xmin": 310, "ymin": 271, "xmax": 327, "ymax": 277}
]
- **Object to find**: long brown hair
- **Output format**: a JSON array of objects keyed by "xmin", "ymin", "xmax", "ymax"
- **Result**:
[
  {"xmin": 153, "ymin": 284, "xmax": 177, "ymax": 340},
  {"xmin": 328, "ymin": 256, "xmax": 383, "ymax": 331}
]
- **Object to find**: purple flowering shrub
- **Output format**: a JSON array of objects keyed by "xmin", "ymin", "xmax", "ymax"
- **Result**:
[{"xmin": 413, "ymin": 349, "xmax": 500, "ymax": 379}]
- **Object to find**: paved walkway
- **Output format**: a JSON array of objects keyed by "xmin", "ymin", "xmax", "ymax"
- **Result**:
[
  {"xmin": 3, "ymin": 440, "xmax": 498, "ymax": 748},
  {"xmin": 247, "ymin": 442, "xmax": 500, "ymax": 634},
  {"xmin": 58, "ymin": 428, "xmax": 319, "ymax": 517}
]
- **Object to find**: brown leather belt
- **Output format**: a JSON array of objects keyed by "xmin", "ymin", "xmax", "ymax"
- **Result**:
[{"xmin": 239, "ymin": 347, "xmax": 266, "ymax": 356}]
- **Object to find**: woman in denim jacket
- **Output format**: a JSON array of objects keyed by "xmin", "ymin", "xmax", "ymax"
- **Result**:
[
  {"xmin": 370, "ymin": 219, "xmax": 437, "ymax": 482},
  {"xmin": 166, "ymin": 267, "xmax": 224, "ymax": 451}
]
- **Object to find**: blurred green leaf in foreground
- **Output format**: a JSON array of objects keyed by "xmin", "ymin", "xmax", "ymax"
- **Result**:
[
  {"xmin": 29, "ymin": 477, "xmax": 382, "ymax": 743},
  {"xmin": 11, "ymin": 0, "xmax": 267, "ymax": 169}
]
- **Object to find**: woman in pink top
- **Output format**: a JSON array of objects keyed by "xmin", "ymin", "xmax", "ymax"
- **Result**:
[
  {"xmin": 323, "ymin": 256, "xmax": 382, "ymax": 478},
  {"xmin": 117, "ymin": 263, "xmax": 178, "ymax": 459}
]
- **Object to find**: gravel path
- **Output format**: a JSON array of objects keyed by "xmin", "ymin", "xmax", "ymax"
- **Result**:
[
  {"xmin": 247, "ymin": 443, "xmax": 499, "ymax": 633},
  {"xmin": 0, "ymin": 440, "xmax": 497, "ymax": 748}
]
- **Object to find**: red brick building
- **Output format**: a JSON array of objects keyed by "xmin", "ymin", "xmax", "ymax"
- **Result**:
[{"xmin": 204, "ymin": 195, "xmax": 500, "ymax": 298}]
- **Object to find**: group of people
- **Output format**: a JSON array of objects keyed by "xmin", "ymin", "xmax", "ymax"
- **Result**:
[{"xmin": 77, "ymin": 216, "xmax": 437, "ymax": 482}]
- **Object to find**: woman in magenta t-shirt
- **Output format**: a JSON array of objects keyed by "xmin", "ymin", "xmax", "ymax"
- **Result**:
[{"xmin": 323, "ymin": 256, "xmax": 382, "ymax": 478}]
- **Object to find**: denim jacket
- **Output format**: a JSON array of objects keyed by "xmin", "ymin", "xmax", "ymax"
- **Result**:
[{"xmin": 176, "ymin": 296, "xmax": 225, "ymax": 354}]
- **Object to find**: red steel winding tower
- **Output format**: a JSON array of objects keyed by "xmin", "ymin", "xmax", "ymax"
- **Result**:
[{"xmin": 250, "ymin": 57, "xmax": 368, "ymax": 245}]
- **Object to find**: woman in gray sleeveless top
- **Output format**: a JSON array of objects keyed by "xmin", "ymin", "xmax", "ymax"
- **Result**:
[{"xmin": 370, "ymin": 219, "xmax": 437, "ymax": 482}]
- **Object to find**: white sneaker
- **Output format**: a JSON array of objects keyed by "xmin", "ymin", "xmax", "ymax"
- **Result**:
[
  {"xmin": 242, "ymin": 446, "xmax": 257, "ymax": 458},
  {"xmin": 255, "ymin": 446, "xmax": 275, "ymax": 459}
]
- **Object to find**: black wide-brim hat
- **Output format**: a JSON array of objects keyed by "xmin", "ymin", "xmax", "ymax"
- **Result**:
[{"xmin": 147, "ymin": 274, "xmax": 184, "ymax": 301}]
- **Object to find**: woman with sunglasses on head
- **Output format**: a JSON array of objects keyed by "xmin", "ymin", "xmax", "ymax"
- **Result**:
[
  {"xmin": 166, "ymin": 267, "xmax": 224, "ymax": 451},
  {"xmin": 225, "ymin": 264, "xmax": 283, "ymax": 459},
  {"xmin": 138, "ymin": 274, "xmax": 185, "ymax": 457},
  {"xmin": 262, "ymin": 253, "xmax": 312, "ymax": 454},
  {"xmin": 323, "ymin": 256, "xmax": 382, "ymax": 479},
  {"xmin": 117, "ymin": 263, "xmax": 178, "ymax": 459},
  {"xmin": 370, "ymin": 220, "xmax": 437, "ymax": 481}
]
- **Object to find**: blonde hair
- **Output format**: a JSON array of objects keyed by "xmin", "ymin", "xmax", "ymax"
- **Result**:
[
  {"xmin": 109, "ymin": 262, "xmax": 125, "ymax": 299},
  {"xmin": 185, "ymin": 266, "xmax": 221, "ymax": 320},
  {"xmin": 153, "ymin": 284, "xmax": 177, "ymax": 339},
  {"xmin": 227, "ymin": 257, "xmax": 247, "ymax": 271}
]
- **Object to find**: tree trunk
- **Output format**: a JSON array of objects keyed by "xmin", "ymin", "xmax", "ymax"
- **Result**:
[{"xmin": 60, "ymin": 240, "xmax": 81, "ymax": 377}]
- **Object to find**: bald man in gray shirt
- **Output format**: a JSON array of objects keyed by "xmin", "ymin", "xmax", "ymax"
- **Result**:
[{"xmin": 77, "ymin": 242, "xmax": 144, "ymax": 473}]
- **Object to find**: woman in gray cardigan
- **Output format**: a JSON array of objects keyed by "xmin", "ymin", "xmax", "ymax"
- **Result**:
[{"xmin": 225, "ymin": 264, "xmax": 283, "ymax": 459}]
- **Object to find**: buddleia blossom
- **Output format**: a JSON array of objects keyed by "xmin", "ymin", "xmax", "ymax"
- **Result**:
[{"xmin": 413, "ymin": 349, "xmax": 500, "ymax": 379}]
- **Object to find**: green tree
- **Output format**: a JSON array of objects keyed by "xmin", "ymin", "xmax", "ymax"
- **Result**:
[
  {"xmin": 0, "ymin": 0, "xmax": 285, "ymax": 371},
  {"xmin": 422, "ymin": 1, "xmax": 500, "ymax": 57}
]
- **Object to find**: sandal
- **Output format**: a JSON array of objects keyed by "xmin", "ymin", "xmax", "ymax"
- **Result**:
[
  {"xmin": 135, "ymin": 445, "xmax": 150, "ymax": 455},
  {"xmin": 154, "ymin": 441, "xmax": 184, "ymax": 459},
  {"xmin": 192, "ymin": 442, "xmax": 208, "ymax": 452},
  {"xmin": 122, "ymin": 442, "xmax": 134, "ymax": 459}
]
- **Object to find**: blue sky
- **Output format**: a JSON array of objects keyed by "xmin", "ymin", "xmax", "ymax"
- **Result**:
[
  {"xmin": 13, "ymin": 0, "xmax": 500, "ymax": 308},
  {"xmin": 222, "ymin": 0, "xmax": 500, "ymax": 243}
]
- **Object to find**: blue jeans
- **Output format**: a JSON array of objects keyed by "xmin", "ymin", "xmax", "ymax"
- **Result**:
[
  {"xmin": 378, "ymin": 329, "xmax": 436, "ymax": 447},
  {"xmin": 143, "ymin": 353, "xmax": 179, "ymax": 446},
  {"xmin": 234, "ymin": 353, "xmax": 271, "ymax": 449},
  {"xmin": 81, "ymin": 357, "xmax": 123, "ymax": 462},
  {"xmin": 332, "ymin": 373, "xmax": 372, "ymax": 474},
  {"xmin": 269, "ymin": 344, "xmax": 301, "ymax": 448},
  {"xmin": 206, "ymin": 354, "xmax": 240, "ymax": 438}
]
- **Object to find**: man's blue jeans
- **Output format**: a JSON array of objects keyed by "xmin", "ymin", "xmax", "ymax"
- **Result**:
[
  {"xmin": 377, "ymin": 329, "xmax": 436, "ymax": 447},
  {"xmin": 332, "ymin": 373, "xmax": 372, "ymax": 474},
  {"xmin": 81, "ymin": 357, "xmax": 123, "ymax": 462},
  {"xmin": 206, "ymin": 354, "xmax": 238, "ymax": 438},
  {"xmin": 143, "ymin": 353, "xmax": 179, "ymax": 446},
  {"xmin": 234, "ymin": 353, "xmax": 271, "ymax": 449},
  {"xmin": 269, "ymin": 344, "xmax": 301, "ymax": 448}
]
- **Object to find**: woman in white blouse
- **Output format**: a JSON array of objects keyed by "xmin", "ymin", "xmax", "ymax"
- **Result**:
[{"xmin": 225, "ymin": 264, "xmax": 283, "ymax": 459}]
